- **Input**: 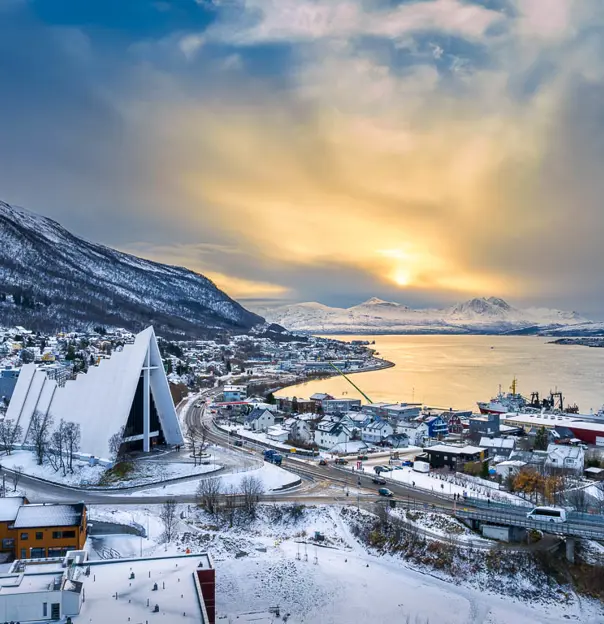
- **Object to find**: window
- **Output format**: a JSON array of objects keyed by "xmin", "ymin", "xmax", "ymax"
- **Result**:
[
  {"xmin": 20, "ymin": 532, "xmax": 28, "ymax": 540},
  {"xmin": 36, "ymin": 532, "xmax": 43, "ymax": 540},
  {"xmin": 52, "ymin": 531, "xmax": 62, "ymax": 539},
  {"xmin": 43, "ymin": 603, "xmax": 48, "ymax": 617},
  {"xmin": 62, "ymin": 530, "xmax": 76, "ymax": 539},
  {"xmin": 30, "ymin": 547, "xmax": 46, "ymax": 559},
  {"xmin": 1, "ymin": 539, "xmax": 14, "ymax": 550}
]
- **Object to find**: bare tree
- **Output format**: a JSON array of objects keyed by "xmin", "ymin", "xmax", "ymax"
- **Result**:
[
  {"xmin": 48, "ymin": 421, "xmax": 67, "ymax": 476},
  {"xmin": 0, "ymin": 419, "xmax": 22, "ymax": 455},
  {"xmin": 240, "ymin": 475, "xmax": 264, "ymax": 516},
  {"xmin": 108, "ymin": 426, "xmax": 126, "ymax": 463},
  {"xmin": 159, "ymin": 498, "xmax": 178, "ymax": 543},
  {"xmin": 186, "ymin": 424, "xmax": 198, "ymax": 466},
  {"xmin": 28, "ymin": 411, "xmax": 53, "ymax": 466},
  {"xmin": 196, "ymin": 477, "xmax": 222, "ymax": 515},
  {"xmin": 221, "ymin": 483, "xmax": 240, "ymax": 528},
  {"xmin": 63, "ymin": 422, "xmax": 81, "ymax": 474},
  {"xmin": 12, "ymin": 465, "xmax": 23, "ymax": 492}
]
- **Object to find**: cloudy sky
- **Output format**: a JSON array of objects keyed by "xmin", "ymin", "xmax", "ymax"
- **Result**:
[{"xmin": 2, "ymin": 1, "xmax": 604, "ymax": 314}]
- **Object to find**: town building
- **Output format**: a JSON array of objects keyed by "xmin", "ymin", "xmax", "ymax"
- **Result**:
[
  {"xmin": 5, "ymin": 327, "xmax": 184, "ymax": 464},
  {"xmin": 545, "ymin": 443, "xmax": 585, "ymax": 474},
  {"xmin": 424, "ymin": 415, "xmax": 449, "ymax": 438},
  {"xmin": 223, "ymin": 384, "xmax": 247, "ymax": 402},
  {"xmin": 13, "ymin": 503, "xmax": 87, "ymax": 560},
  {"xmin": 0, "ymin": 497, "xmax": 27, "ymax": 555},
  {"xmin": 469, "ymin": 413, "xmax": 501, "ymax": 437},
  {"xmin": 283, "ymin": 418, "xmax": 312, "ymax": 443},
  {"xmin": 423, "ymin": 444, "xmax": 485, "ymax": 470},
  {"xmin": 396, "ymin": 421, "xmax": 429, "ymax": 446},
  {"xmin": 478, "ymin": 437, "xmax": 516, "ymax": 459},
  {"xmin": 361, "ymin": 420, "xmax": 394, "ymax": 444},
  {"xmin": 315, "ymin": 421, "xmax": 352, "ymax": 449},
  {"xmin": 277, "ymin": 396, "xmax": 315, "ymax": 414},
  {"xmin": 244, "ymin": 408, "xmax": 275, "ymax": 432},
  {"xmin": 266, "ymin": 425, "xmax": 289, "ymax": 443},
  {"xmin": 322, "ymin": 398, "xmax": 362, "ymax": 414},
  {"xmin": 0, "ymin": 551, "xmax": 215, "ymax": 623}
]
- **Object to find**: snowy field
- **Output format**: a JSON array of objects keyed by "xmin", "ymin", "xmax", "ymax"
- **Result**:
[
  {"xmin": 114, "ymin": 462, "xmax": 300, "ymax": 497},
  {"xmin": 85, "ymin": 503, "xmax": 602, "ymax": 624},
  {"xmin": 1, "ymin": 450, "xmax": 221, "ymax": 488}
]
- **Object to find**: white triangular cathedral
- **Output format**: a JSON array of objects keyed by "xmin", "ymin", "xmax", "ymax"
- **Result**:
[{"xmin": 6, "ymin": 327, "xmax": 184, "ymax": 463}]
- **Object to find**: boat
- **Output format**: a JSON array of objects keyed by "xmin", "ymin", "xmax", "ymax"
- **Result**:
[{"xmin": 477, "ymin": 378, "xmax": 528, "ymax": 414}]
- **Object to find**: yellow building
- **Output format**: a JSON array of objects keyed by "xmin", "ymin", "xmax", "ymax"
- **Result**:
[{"xmin": 11, "ymin": 503, "xmax": 87, "ymax": 560}]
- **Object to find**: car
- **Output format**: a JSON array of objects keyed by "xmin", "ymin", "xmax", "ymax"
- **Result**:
[
  {"xmin": 334, "ymin": 458, "xmax": 349, "ymax": 465},
  {"xmin": 372, "ymin": 476, "xmax": 387, "ymax": 485},
  {"xmin": 357, "ymin": 454, "xmax": 368, "ymax": 461},
  {"xmin": 378, "ymin": 488, "xmax": 394, "ymax": 497},
  {"xmin": 393, "ymin": 466, "xmax": 404, "ymax": 470},
  {"xmin": 380, "ymin": 465, "xmax": 392, "ymax": 472},
  {"xmin": 401, "ymin": 460, "xmax": 413, "ymax": 467},
  {"xmin": 374, "ymin": 466, "xmax": 383, "ymax": 474},
  {"xmin": 319, "ymin": 459, "xmax": 328, "ymax": 466},
  {"xmin": 233, "ymin": 440, "xmax": 243, "ymax": 447}
]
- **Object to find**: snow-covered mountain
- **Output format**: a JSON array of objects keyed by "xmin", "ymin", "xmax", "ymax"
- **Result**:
[
  {"xmin": 256, "ymin": 296, "xmax": 589, "ymax": 335},
  {"xmin": 0, "ymin": 200, "xmax": 263, "ymax": 338}
]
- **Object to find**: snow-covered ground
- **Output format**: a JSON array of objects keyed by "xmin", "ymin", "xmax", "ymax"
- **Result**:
[
  {"xmin": 217, "ymin": 422, "xmax": 297, "ymax": 452},
  {"xmin": 1, "ymin": 450, "xmax": 221, "ymax": 488},
  {"xmin": 86, "ymin": 503, "xmax": 602, "ymax": 623},
  {"xmin": 346, "ymin": 464, "xmax": 528, "ymax": 504},
  {"xmin": 114, "ymin": 462, "xmax": 300, "ymax": 497}
]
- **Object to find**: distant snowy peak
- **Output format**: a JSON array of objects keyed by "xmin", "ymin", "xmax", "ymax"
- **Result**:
[{"xmin": 260, "ymin": 296, "xmax": 590, "ymax": 335}]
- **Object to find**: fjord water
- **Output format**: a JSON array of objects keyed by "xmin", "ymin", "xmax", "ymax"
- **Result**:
[{"xmin": 279, "ymin": 335, "xmax": 604, "ymax": 413}]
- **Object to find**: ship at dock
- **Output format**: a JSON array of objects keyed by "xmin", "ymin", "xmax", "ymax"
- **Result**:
[{"xmin": 477, "ymin": 378, "xmax": 580, "ymax": 416}]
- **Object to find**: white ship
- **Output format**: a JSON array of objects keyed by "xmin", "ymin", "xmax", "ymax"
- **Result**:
[{"xmin": 477, "ymin": 378, "xmax": 527, "ymax": 415}]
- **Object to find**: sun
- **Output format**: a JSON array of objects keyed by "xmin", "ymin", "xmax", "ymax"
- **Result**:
[{"xmin": 393, "ymin": 268, "xmax": 412, "ymax": 287}]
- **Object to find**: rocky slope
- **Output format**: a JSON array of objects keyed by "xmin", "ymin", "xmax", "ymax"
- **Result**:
[{"xmin": 0, "ymin": 200, "xmax": 263, "ymax": 338}]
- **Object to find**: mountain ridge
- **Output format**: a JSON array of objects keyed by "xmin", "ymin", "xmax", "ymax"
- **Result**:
[
  {"xmin": 0, "ymin": 200, "xmax": 263, "ymax": 338},
  {"xmin": 256, "ymin": 296, "xmax": 589, "ymax": 335}
]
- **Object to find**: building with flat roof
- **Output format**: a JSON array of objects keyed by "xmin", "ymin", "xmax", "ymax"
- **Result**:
[
  {"xmin": 5, "ymin": 327, "xmax": 183, "ymax": 464},
  {"xmin": 0, "ymin": 551, "xmax": 215, "ymax": 623},
  {"xmin": 424, "ymin": 444, "xmax": 485, "ymax": 469}
]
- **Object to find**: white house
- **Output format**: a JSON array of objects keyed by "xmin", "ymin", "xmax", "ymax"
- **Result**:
[
  {"xmin": 244, "ymin": 408, "xmax": 275, "ymax": 432},
  {"xmin": 266, "ymin": 425, "xmax": 289, "ymax": 443},
  {"xmin": 396, "ymin": 421, "xmax": 429, "ymax": 446},
  {"xmin": 284, "ymin": 418, "xmax": 312, "ymax": 443},
  {"xmin": 545, "ymin": 443, "xmax": 585, "ymax": 474},
  {"xmin": 315, "ymin": 421, "xmax": 352, "ymax": 449},
  {"xmin": 361, "ymin": 420, "xmax": 394, "ymax": 444},
  {"xmin": 495, "ymin": 459, "xmax": 527, "ymax": 479}
]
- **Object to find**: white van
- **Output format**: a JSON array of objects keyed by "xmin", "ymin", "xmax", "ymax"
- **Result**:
[{"xmin": 526, "ymin": 506, "xmax": 567, "ymax": 523}]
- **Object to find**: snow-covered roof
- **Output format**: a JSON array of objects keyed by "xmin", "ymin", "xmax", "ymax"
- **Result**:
[
  {"xmin": 5, "ymin": 327, "xmax": 183, "ymax": 462},
  {"xmin": 425, "ymin": 444, "xmax": 484, "ymax": 455},
  {"xmin": 0, "ymin": 497, "xmax": 26, "ymax": 522},
  {"xmin": 12, "ymin": 503, "xmax": 84, "ymax": 529},
  {"xmin": 479, "ymin": 437, "xmax": 515, "ymax": 450}
]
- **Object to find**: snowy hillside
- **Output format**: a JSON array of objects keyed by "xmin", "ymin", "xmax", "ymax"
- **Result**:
[
  {"xmin": 0, "ymin": 200, "xmax": 263, "ymax": 337},
  {"xmin": 257, "ymin": 296, "xmax": 589, "ymax": 335}
]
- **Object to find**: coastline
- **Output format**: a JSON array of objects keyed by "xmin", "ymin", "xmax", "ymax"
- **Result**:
[{"xmin": 272, "ymin": 356, "xmax": 395, "ymax": 398}]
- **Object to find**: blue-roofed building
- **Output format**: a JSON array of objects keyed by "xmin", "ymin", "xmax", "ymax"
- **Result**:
[{"xmin": 425, "ymin": 415, "xmax": 448, "ymax": 439}]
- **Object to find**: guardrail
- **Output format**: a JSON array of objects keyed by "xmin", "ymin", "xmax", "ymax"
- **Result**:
[{"xmin": 455, "ymin": 507, "xmax": 604, "ymax": 539}]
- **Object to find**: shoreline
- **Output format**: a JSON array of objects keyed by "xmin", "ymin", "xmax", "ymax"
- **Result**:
[{"xmin": 273, "ymin": 356, "xmax": 395, "ymax": 398}]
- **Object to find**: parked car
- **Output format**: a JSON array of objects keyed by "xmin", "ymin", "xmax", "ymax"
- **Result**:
[
  {"xmin": 372, "ymin": 476, "xmax": 387, "ymax": 485},
  {"xmin": 374, "ymin": 466, "xmax": 383, "ymax": 474},
  {"xmin": 319, "ymin": 459, "xmax": 328, "ymax": 466},
  {"xmin": 380, "ymin": 465, "xmax": 392, "ymax": 472},
  {"xmin": 357, "ymin": 454, "xmax": 368, "ymax": 461},
  {"xmin": 401, "ymin": 460, "xmax": 413, "ymax": 467},
  {"xmin": 335, "ymin": 458, "xmax": 349, "ymax": 465},
  {"xmin": 233, "ymin": 440, "xmax": 243, "ymax": 447},
  {"xmin": 378, "ymin": 488, "xmax": 394, "ymax": 497}
]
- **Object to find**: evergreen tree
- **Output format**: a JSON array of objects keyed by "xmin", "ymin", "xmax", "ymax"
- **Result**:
[{"xmin": 534, "ymin": 426, "xmax": 548, "ymax": 451}]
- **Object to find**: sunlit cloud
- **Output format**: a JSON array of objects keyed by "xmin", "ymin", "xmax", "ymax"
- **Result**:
[{"xmin": 3, "ymin": 0, "xmax": 604, "ymax": 312}]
